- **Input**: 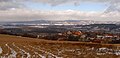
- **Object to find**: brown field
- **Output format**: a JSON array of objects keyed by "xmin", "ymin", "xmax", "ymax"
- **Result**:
[{"xmin": 0, "ymin": 34, "xmax": 120, "ymax": 58}]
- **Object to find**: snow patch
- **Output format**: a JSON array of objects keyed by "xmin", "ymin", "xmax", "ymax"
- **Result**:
[
  {"xmin": 12, "ymin": 43, "xmax": 31, "ymax": 58},
  {"xmin": 6, "ymin": 44, "xmax": 17, "ymax": 58},
  {"xmin": 29, "ymin": 45, "xmax": 63, "ymax": 58},
  {"xmin": 0, "ymin": 46, "xmax": 2, "ymax": 54},
  {"xmin": 23, "ymin": 45, "xmax": 46, "ymax": 58}
]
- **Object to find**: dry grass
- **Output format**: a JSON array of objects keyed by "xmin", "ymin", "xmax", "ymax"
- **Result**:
[{"xmin": 0, "ymin": 34, "xmax": 120, "ymax": 58}]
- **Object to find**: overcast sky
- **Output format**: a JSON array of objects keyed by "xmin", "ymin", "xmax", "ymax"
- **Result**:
[{"xmin": 0, "ymin": 0, "xmax": 120, "ymax": 22}]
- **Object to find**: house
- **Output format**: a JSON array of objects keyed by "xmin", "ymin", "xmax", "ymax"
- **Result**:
[
  {"xmin": 104, "ymin": 34, "xmax": 114, "ymax": 38},
  {"xmin": 73, "ymin": 31, "xmax": 82, "ymax": 36},
  {"xmin": 67, "ymin": 31, "xmax": 72, "ymax": 35}
]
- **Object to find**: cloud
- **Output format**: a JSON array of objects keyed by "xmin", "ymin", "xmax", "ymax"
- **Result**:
[
  {"xmin": 0, "ymin": 9, "xmax": 119, "ymax": 21},
  {"xmin": 104, "ymin": 0, "xmax": 120, "ymax": 13},
  {"xmin": 0, "ymin": 2, "xmax": 24, "ymax": 10},
  {"xmin": 0, "ymin": 0, "xmax": 120, "ymax": 13},
  {"xmin": 0, "ymin": 0, "xmax": 119, "ymax": 22},
  {"xmin": 31, "ymin": 0, "xmax": 120, "ymax": 13},
  {"xmin": 0, "ymin": 0, "xmax": 24, "ymax": 10},
  {"xmin": 31, "ymin": 0, "xmax": 108, "ymax": 6}
]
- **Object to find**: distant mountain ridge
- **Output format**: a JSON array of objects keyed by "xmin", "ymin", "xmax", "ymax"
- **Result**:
[{"xmin": 0, "ymin": 20, "xmax": 120, "ymax": 25}]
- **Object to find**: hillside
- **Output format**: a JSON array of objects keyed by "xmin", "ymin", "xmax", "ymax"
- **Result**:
[{"xmin": 0, "ymin": 34, "xmax": 120, "ymax": 58}]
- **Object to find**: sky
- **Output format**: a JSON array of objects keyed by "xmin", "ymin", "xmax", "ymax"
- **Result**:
[
  {"xmin": 25, "ymin": 2, "xmax": 107, "ymax": 11},
  {"xmin": 0, "ymin": 0, "xmax": 120, "ymax": 22}
]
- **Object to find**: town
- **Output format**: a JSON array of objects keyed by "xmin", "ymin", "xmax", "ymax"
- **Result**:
[{"xmin": 0, "ymin": 21, "xmax": 120, "ymax": 44}]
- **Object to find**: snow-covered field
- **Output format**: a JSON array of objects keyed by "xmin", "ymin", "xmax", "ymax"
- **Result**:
[
  {"xmin": 0, "ymin": 34, "xmax": 120, "ymax": 58},
  {"xmin": 0, "ymin": 42, "xmax": 120, "ymax": 58}
]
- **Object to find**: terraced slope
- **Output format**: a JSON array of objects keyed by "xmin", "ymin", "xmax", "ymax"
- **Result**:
[{"xmin": 0, "ymin": 34, "xmax": 120, "ymax": 58}]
